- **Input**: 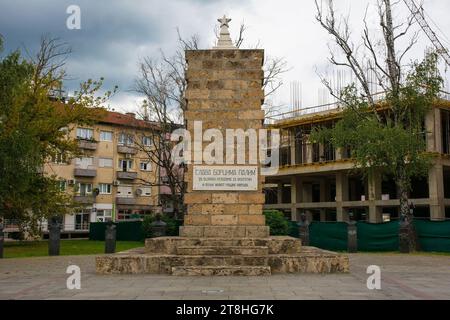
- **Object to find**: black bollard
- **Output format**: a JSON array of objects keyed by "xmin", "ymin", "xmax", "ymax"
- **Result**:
[
  {"xmin": 0, "ymin": 222, "xmax": 4, "ymax": 259},
  {"xmin": 298, "ymin": 213, "xmax": 310, "ymax": 246},
  {"xmin": 150, "ymin": 215, "xmax": 167, "ymax": 238},
  {"xmin": 48, "ymin": 217, "xmax": 61, "ymax": 256},
  {"xmin": 105, "ymin": 221, "xmax": 117, "ymax": 254}
]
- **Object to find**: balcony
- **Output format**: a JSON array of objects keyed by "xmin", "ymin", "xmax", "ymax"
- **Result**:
[
  {"xmin": 74, "ymin": 168, "xmax": 97, "ymax": 177},
  {"xmin": 116, "ymin": 197, "xmax": 137, "ymax": 205},
  {"xmin": 78, "ymin": 140, "xmax": 98, "ymax": 150},
  {"xmin": 74, "ymin": 195, "xmax": 95, "ymax": 204},
  {"xmin": 117, "ymin": 171, "xmax": 137, "ymax": 180},
  {"xmin": 117, "ymin": 145, "xmax": 137, "ymax": 154}
]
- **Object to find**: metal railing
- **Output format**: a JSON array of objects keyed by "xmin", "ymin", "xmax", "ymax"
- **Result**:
[{"xmin": 266, "ymin": 90, "xmax": 450, "ymax": 124}]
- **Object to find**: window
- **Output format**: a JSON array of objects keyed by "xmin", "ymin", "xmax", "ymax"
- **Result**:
[
  {"xmin": 58, "ymin": 180, "xmax": 67, "ymax": 191},
  {"xmin": 119, "ymin": 159, "xmax": 133, "ymax": 172},
  {"xmin": 117, "ymin": 186, "xmax": 133, "ymax": 197},
  {"xmin": 141, "ymin": 187, "xmax": 151, "ymax": 196},
  {"xmin": 118, "ymin": 133, "xmax": 134, "ymax": 145},
  {"xmin": 140, "ymin": 162, "xmax": 152, "ymax": 171},
  {"xmin": 99, "ymin": 158, "xmax": 113, "ymax": 168},
  {"xmin": 52, "ymin": 153, "xmax": 68, "ymax": 165},
  {"xmin": 142, "ymin": 136, "xmax": 152, "ymax": 147},
  {"xmin": 99, "ymin": 183, "xmax": 112, "ymax": 194},
  {"xmin": 76, "ymin": 183, "xmax": 92, "ymax": 196},
  {"xmin": 75, "ymin": 157, "xmax": 94, "ymax": 169},
  {"xmin": 100, "ymin": 131, "xmax": 113, "ymax": 142},
  {"xmin": 118, "ymin": 209, "xmax": 132, "ymax": 220},
  {"xmin": 96, "ymin": 210, "xmax": 112, "ymax": 222},
  {"xmin": 76, "ymin": 128, "xmax": 94, "ymax": 140}
]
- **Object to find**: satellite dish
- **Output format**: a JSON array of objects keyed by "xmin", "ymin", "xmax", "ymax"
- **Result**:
[{"xmin": 135, "ymin": 188, "xmax": 143, "ymax": 196}]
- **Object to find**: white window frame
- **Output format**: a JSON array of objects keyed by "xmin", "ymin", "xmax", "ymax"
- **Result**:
[
  {"xmin": 142, "ymin": 136, "xmax": 152, "ymax": 147},
  {"xmin": 76, "ymin": 183, "xmax": 93, "ymax": 195},
  {"xmin": 118, "ymin": 133, "xmax": 134, "ymax": 146},
  {"xmin": 119, "ymin": 159, "xmax": 133, "ymax": 171},
  {"xmin": 59, "ymin": 180, "xmax": 67, "ymax": 191},
  {"xmin": 100, "ymin": 131, "xmax": 113, "ymax": 142},
  {"xmin": 99, "ymin": 158, "xmax": 113, "ymax": 168},
  {"xmin": 76, "ymin": 128, "xmax": 94, "ymax": 140},
  {"xmin": 140, "ymin": 161, "xmax": 152, "ymax": 171},
  {"xmin": 99, "ymin": 183, "xmax": 112, "ymax": 194}
]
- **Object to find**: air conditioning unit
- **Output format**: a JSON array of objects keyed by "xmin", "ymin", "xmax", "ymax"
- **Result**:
[
  {"xmin": 68, "ymin": 179, "xmax": 75, "ymax": 186},
  {"xmin": 125, "ymin": 154, "xmax": 132, "ymax": 159},
  {"xmin": 113, "ymin": 180, "xmax": 120, "ymax": 186},
  {"xmin": 135, "ymin": 188, "xmax": 143, "ymax": 196},
  {"xmin": 161, "ymin": 176, "xmax": 169, "ymax": 183}
]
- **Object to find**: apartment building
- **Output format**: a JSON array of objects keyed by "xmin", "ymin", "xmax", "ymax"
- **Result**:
[
  {"xmin": 264, "ymin": 102, "xmax": 450, "ymax": 223},
  {"xmin": 44, "ymin": 111, "xmax": 161, "ymax": 233}
]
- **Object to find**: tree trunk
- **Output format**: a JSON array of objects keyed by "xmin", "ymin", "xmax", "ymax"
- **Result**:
[{"xmin": 398, "ymin": 178, "xmax": 417, "ymax": 253}]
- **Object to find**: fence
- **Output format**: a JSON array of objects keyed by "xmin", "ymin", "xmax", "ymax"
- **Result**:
[
  {"xmin": 305, "ymin": 219, "xmax": 450, "ymax": 253},
  {"xmin": 89, "ymin": 221, "xmax": 144, "ymax": 242}
]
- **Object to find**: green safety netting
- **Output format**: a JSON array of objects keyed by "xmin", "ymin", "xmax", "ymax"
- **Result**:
[
  {"xmin": 89, "ymin": 221, "xmax": 144, "ymax": 242},
  {"xmin": 309, "ymin": 222, "xmax": 348, "ymax": 251},
  {"xmin": 288, "ymin": 220, "xmax": 299, "ymax": 238},
  {"xmin": 356, "ymin": 221, "xmax": 399, "ymax": 252},
  {"xmin": 414, "ymin": 220, "xmax": 450, "ymax": 253}
]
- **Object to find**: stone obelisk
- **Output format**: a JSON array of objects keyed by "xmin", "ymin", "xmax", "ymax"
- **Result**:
[{"xmin": 180, "ymin": 15, "xmax": 269, "ymax": 238}]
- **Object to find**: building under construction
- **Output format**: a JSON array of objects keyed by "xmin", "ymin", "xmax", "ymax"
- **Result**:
[{"xmin": 263, "ymin": 101, "xmax": 450, "ymax": 223}]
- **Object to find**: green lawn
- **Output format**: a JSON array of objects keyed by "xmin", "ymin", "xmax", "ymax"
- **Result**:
[{"xmin": 3, "ymin": 240, "xmax": 144, "ymax": 259}]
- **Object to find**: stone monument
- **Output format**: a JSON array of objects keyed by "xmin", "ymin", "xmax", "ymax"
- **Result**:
[{"xmin": 96, "ymin": 16, "xmax": 349, "ymax": 276}]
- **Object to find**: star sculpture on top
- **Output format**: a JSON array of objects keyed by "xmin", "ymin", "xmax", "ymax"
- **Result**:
[{"xmin": 213, "ymin": 14, "xmax": 236, "ymax": 49}]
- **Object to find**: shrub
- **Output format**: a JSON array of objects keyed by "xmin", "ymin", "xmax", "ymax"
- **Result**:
[
  {"xmin": 264, "ymin": 210, "xmax": 290, "ymax": 236},
  {"xmin": 142, "ymin": 214, "xmax": 180, "ymax": 238}
]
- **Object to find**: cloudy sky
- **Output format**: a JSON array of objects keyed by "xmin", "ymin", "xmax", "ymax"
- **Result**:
[{"xmin": 1, "ymin": 0, "xmax": 450, "ymax": 114}]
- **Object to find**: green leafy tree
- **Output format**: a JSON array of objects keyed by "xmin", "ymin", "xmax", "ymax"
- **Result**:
[
  {"xmin": 264, "ymin": 210, "xmax": 290, "ymax": 236},
  {"xmin": 313, "ymin": 0, "xmax": 444, "ymax": 251},
  {"xmin": 0, "ymin": 35, "xmax": 115, "ymax": 237}
]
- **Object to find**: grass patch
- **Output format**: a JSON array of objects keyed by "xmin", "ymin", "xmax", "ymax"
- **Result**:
[{"xmin": 3, "ymin": 240, "xmax": 144, "ymax": 259}]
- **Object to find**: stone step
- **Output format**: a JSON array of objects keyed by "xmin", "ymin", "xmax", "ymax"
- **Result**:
[
  {"xmin": 145, "ymin": 236, "xmax": 301, "ymax": 255},
  {"xmin": 176, "ymin": 246, "xmax": 269, "ymax": 256},
  {"xmin": 171, "ymin": 265, "xmax": 271, "ymax": 276}
]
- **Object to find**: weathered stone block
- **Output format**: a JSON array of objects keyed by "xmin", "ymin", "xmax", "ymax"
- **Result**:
[
  {"xmin": 184, "ymin": 193, "xmax": 212, "ymax": 204},
  {"xmin": 248, "ymin": 204, "xmax": 263, "ymax": 214},
  {"xmin": 238, "ymin": 215, "xmax": 265, "ymax": 226},
  {"xmin": 184, "ymin": 215, "xmax": 211, "ymax": 226},
  {"xmin": 212, "ymin": 193, "xmax": 239, "ymax": 204},
  {"xmin": 238, "ymin": 193, "xmax": 265, "ymax": 204},
  {"xmin": 211, "ymin": 214, "xmax": 238, "ymax": 225},
  {"xmin": 179, "ymin": 226, "xmax": 204, "ymax": 237}
]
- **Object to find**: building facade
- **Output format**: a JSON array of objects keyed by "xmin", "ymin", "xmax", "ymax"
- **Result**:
[
  {"xmin": 43, "ymin": 111, "xmax": 161, "ymax": 233},
  {"xmin": 264, "ymin": 103, "xmax": 450, "ymax": 223}
]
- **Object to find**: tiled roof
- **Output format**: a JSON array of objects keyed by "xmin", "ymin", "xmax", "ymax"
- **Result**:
[{"xmin": 99, "ymin": 111, "xmax": 159, "ymax": 129}]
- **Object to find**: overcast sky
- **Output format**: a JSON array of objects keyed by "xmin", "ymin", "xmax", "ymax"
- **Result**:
[{"xmin": 1, "ymin": 0, "xmax": 450, "ymax": 114}]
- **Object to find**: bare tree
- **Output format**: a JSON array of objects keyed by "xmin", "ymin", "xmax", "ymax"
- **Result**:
[
  {"xmin": 134, "ymin": 26, "xmax": 289, "ymax": 219},
  {"xmin": 314, "ymin": 0, "xmax": 443, "ymax": 251}
]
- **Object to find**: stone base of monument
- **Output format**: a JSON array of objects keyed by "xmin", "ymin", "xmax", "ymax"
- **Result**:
[{"xmin": 95, "ymin": 236, "xmax": 349, "ymax": 276}]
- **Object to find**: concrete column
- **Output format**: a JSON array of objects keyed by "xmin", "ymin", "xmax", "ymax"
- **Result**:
[
  {"xmin": 302, "ymin": 182, "xmax": 313, "ymax": 221},
  {"xmin": 306, "ymin": 141, "xmax": 313, "ymax": 164},
  {"xmin": 368, "ymin": 172, "xmax": 383, "ymax": 223},
  {"xmin": 335, "ymin": 148, "xmax": 343, "ymax": 161},
  {"xmin": 277, "ymin": 182, "xmax": 284, "ymax": 204},
  {"xmin": 290, "ymin": 176, "xmax": 302, "ymax": 221},
  {"xmin": 429, "ymin": 163, "xmax": 445, "ymax": 221},
  {"xmin": 336, "ymin": 172, "xmax": 349, "ymax": 222},
  {"xmin": 290, "ymin": 130, "xmax": 296, "ymax": 166},
  {"xmin": 425, "ymin": 108, "xmax": 442, "ymax": 153}
]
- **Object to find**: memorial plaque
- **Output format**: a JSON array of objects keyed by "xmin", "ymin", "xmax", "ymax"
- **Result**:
[{"xmin": 193, "ymin": 166, "xmax": 258, "ymax": 191}]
